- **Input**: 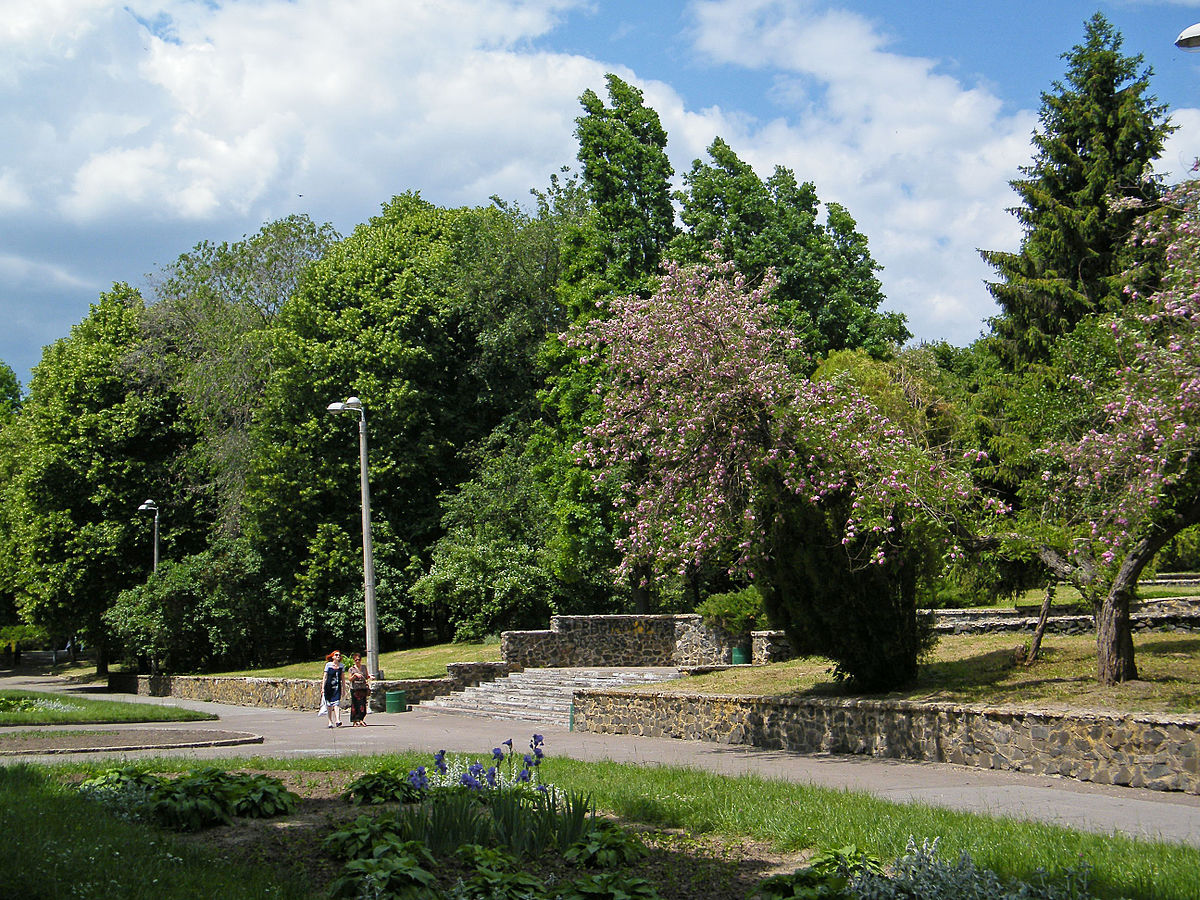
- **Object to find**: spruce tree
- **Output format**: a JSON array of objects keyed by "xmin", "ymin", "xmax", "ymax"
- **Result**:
[{"xmin": 981, "ymin": 13, "xmax": 1172, "ymax": 368}]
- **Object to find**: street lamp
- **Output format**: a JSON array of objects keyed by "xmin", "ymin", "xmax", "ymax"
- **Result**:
[
  {"xmin": 1176, "ymin": 23, "xmax": 1200, "ymax": 51},
  {"xmin": 137, "ymin": 499, "xmax": 159, "ymax": 572},
  {"xmin": 326, "ymin": 396, "xmax": 381, "ymax": 679}
]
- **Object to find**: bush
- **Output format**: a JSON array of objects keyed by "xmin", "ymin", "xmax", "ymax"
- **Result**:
[{"xmin": 696, "ymin": 586, "xmax": 765, "ymax": 637}]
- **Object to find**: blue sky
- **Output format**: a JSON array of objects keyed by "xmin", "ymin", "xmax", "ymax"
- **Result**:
[{"xmin": 3, "ymin": 0, "xmax": 1200, "ymax": 388}]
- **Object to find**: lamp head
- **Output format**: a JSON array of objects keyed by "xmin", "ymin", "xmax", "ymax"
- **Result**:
[
  {"xmin": 1177, "ymin": 23, "xmax": 1200, "ymax": 50},
  {"xmin": 138, "ymin": 500, "xmax": 157, "ymax": 512},
  {"xmin": 326, "ymin": 396, "xmax": 364, "ymax": 415}
]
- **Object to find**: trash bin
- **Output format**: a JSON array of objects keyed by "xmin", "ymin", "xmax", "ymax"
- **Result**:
[
  {"xmin": 385, "ymin": 690, "xmax": 407, "ymax": 713},
  {"xmin": 730, "ymin": 646, "xmax": 751, "ymax": 665}
]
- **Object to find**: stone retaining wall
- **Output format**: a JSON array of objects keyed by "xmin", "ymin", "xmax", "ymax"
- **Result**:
[
  {"xmin": 501, "ymin": 614, "xmax": 747, "ymax": 667},
  {"xmin": 573, "ymin": 689, "xmax": 1200, "ymax": 794},
  {"xmin": 109, "ymin": 660, "xmax": 517, "ymax": 712}
]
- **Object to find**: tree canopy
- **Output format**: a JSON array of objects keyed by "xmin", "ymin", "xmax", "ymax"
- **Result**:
[{"xmin": 981, "ymin": 12, "xmax": 1173, "ymax": 368}]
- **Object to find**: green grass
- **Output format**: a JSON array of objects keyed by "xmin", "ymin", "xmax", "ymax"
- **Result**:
[
  {"xmin": 35, "ymin": 750, "xmax": 1200, "ymax": 900},
  {"xmin": 664, "ymin": 631, "xmax": 1200, "ymax": 714},
  {"xmin": 0, "ymin": 764, "xmax": 309, "ymax": 900},
  {"xmin": 0, "ymin": 690, "xmax": 216, "ymax": 726},
  {"xmin": 202, "ymin": 640, "xmax": 504, "ymax": 681}
]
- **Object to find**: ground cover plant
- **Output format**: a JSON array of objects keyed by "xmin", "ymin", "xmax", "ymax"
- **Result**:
[
  {"xmin": 0, "ymin": 689, "xmax": 216, "ymax": 725},
  {"xmin": 25, "ymin": 735, "xmax": 1200, "ymax": 900}
]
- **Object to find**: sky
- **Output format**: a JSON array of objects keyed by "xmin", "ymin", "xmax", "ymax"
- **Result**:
[{"xmin": 4, "ymin": 0, "xmax": 1200, "ymax": 389}]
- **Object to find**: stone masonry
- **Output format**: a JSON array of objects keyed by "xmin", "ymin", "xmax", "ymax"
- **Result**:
[
  {"xmin": 110, "ymin": 660, "xmax": 516, "ymax": 712},
  {"xmin": 572, "ymin": 689, "xmax": 1200, "ymax": 794}
]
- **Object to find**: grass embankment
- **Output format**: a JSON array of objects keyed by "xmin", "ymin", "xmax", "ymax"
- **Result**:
[{"xmin": 658, "ymin": 631, "xmax": 1200, "ymax": 715}]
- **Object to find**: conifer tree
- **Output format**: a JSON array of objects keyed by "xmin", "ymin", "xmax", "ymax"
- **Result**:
[{"xmin": 981, "ymin": 13, "xmax": 1172, "ymax": 368}]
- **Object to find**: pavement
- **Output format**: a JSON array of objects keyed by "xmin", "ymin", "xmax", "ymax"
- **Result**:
[{"xmin": 5, "ymin": 670, "xmax": 1200, "ymax": 849}]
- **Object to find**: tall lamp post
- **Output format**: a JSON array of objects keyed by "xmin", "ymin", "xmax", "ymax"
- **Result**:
[
  {"xmin": 326, "ymin": 396, "xmax": 381, "ymax": 679},
  {"xmin": 137, "ymin": 499, "xmax": 159, "ymax": 572}
]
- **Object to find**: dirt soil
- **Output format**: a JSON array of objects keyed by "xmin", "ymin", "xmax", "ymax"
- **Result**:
[{"xmin": 0, "ymin": 728, "xmax": 259, "ymax": 753}]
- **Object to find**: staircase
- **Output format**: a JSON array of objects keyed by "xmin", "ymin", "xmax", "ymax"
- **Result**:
[{"xmin": 419, "ymin": 667, "xmax": 683, "ymax": 727}]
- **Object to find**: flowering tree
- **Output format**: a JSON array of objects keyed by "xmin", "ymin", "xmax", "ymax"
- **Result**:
[
  {"xmin": 1031, "ymin": 175, "xmax": 1200, "ymax": 684},
  {"xmin": 570, "ymin": 257, "xmax": 979, "ymax": 688}
]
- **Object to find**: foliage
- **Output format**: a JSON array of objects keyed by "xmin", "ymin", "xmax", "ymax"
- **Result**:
[
  {"xmin": 140, "ymin": 215, "xmax": 339, "ymax": 535},
  {"xmin": 343, "ymin": 768, "xmax": 425, "ymax": 806},
  {"xmin": 0, "ymin": 359, "xmax": 19, "ymax": 415},
  {"xmin": 0, "ymin": 284, "xmax": 194, "ymax": 668},
  {"xmin": 5, "ymin": 765, "xmax": 312, "ymax": 899},
  {"xmin": 695, "ymin": 586, "xmax": 765, "ymax": 637},
  {"xmin": 247, "ymin": 194, "xmax": 569, "ymax": 654},
  {"xmin": 1021, "ymin": 174, "xmax": 1200, "ymax": 683},
  {"xmin": 572, "ymin": 73, "xmax": 676, "ymax": 299},
  {"xmin": 672, "ymin": 137, "xmax": 907, "ymax": 360},
  {"xmin": 413, "ymin": 424, "xmax": 562, "ymax": 642},
  {"xmin": 327, "ymin": 841, "xmax": 439, "ymax": 900},
  {"xmin": 557, "ymin": 872, "xmax": 662, "ymax": 900},
  {"xmin": 981, "ymin": 13, "xmax": 1173, "ymax": 368},
  {"xmin": 850, "ymin": 839, "xmax": 1098, "ymax": 899},
  {"xmin": 225, "ymin": 771, "xmax": 299, "ymax": 818},
  {"xmin": 571, "ymin": 257, "xmax": 980, "ymax": 688},
  {"xmin": 80, "ymin": 766, "xmax": 297, "ymax": 831},
  {"xmin": 104, "ymin": 535, "xmax": 280, "ymax": 672},
  {"xmin": 564, "ymin": 820, "xmax": 649, "ymax": 868},
  {"xmin": 0, "ymin": 623, "xmax": 48, "ymax": 653}
]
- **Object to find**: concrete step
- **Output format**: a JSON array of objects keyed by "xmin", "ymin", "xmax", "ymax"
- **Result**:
[{"xmin": 421, "ymin": 667, "xmax": 683, "ymax": 725}]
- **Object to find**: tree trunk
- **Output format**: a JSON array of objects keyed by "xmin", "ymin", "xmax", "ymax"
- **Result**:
[
  {"xmin": 1024, "ymin": 582, "xmax": 1055, "ymax": 665},
  {"xmin": 1096, "ymin": 580, "xmax": 1138, "ymax": 685}
]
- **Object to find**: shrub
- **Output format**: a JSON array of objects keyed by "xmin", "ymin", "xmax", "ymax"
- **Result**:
[
  {"xmin": 696, "ymin": 586, "xmax": 765, "ymax": 637},
  {"xmin": 343, "ymin": 768, "xmax": 425, "ymax": 805}
]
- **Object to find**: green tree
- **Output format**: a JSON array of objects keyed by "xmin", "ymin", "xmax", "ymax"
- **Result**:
[
  {"xmin": 980, "ymin": 13, "xmax": 1173, "ymax": 368},
  {"xmin": 0, "ymin": 285, "xmax": 190, "ymax": 670},
  {"xmin": 0, "ymin": 361, "xmax": 19, "ymax": 415},
  {"xmin": 247, "ymin": 194, "xmax": 568, "ymax": 653},
  {"xmin": 140, "ymin": 215, "xmax": 339, "ymax": 535},
  {"xmin": 104, "ymin": 535, "xmax": 279, "ymax": 672},
  {"xmin": 536, "ymin": 76, "xmax": 680, "ymax": 614},
  {"xmin": 571, "ymin": 73, "xmax": 676, "ymax": 300},
  {"xmin": 673, "ymin": 137, "xmax": 908, "ymax": 359}
]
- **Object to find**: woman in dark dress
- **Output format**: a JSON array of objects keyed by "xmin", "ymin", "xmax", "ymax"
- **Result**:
[
  {"xmin": 322, "ymin": 650, "xmax": 345, "ymax": 728},
  {"xmin": 347, "ymin": 652, "xmax": 372, "ymax": 726}
]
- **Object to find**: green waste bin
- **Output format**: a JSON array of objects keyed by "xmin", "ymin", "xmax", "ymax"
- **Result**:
[
  {"xmin": 730, "ymin": 646, "xmax": 750, "ymax": 665},
  {"xmin": 385, "ymin": 690, "xmax": 407, "ymax": 713}
]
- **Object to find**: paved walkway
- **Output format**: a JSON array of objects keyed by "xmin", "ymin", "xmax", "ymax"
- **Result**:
[{"xmin": 5, "ymin": 671, "xmax": 1200, "ymax": 848}]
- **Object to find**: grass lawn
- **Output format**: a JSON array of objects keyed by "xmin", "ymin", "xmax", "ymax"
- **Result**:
[
  {"xmin": 10, "ymin": 750, "xmax": 1199, "ymax": 900},
  {"xmin": 0, "ymin": 690, "xmax": 216, "ymax": 726},
  {"xmin": 658, "ymin": 631, "xmax": 1200, "ymax": 715}
]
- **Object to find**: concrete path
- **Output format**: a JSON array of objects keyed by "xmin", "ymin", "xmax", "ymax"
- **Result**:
[{"xmin": 5, "ymin": 671, "xmax": 1200, "ymax": 849}]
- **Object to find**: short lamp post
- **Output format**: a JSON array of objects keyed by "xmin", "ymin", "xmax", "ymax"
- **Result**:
[
  {"xmin": 137, "ymin": 499, "xmax": 159, "ymax": 573},
  {"xmin": 326, "ymin": 396, "xmax": 381, "ymax": 679}
]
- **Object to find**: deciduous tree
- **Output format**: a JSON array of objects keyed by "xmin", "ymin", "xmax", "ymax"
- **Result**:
[{"xmin": 571, "ymin": 257, "xmax": 980, "ymax": 688}]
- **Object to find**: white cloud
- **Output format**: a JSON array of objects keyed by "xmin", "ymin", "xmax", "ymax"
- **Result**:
[
  {"xmin": 13, "ymin": 0, "xmax": 611, "ymax": 223},
  {"xmin": 684, "ymin": 0, "xmax": 1039, "ymax": 342},
  {"xmin": 0, "ymin": 252, "xmax": 94, "ymax": 290}
]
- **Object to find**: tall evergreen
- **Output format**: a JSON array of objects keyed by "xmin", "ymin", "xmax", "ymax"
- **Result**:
[{"xmin": 981, "ymin": 13, "xmax": 1173, "ymax": 368}]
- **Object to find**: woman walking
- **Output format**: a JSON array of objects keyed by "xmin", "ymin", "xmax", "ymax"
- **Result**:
[
  {"xmin": 347, "ymin": 652, "xmax": 372, "ymax": 726},
  {"xmin": 321, "ymin": 650, "xmax": 345, "ymax": 728}
]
